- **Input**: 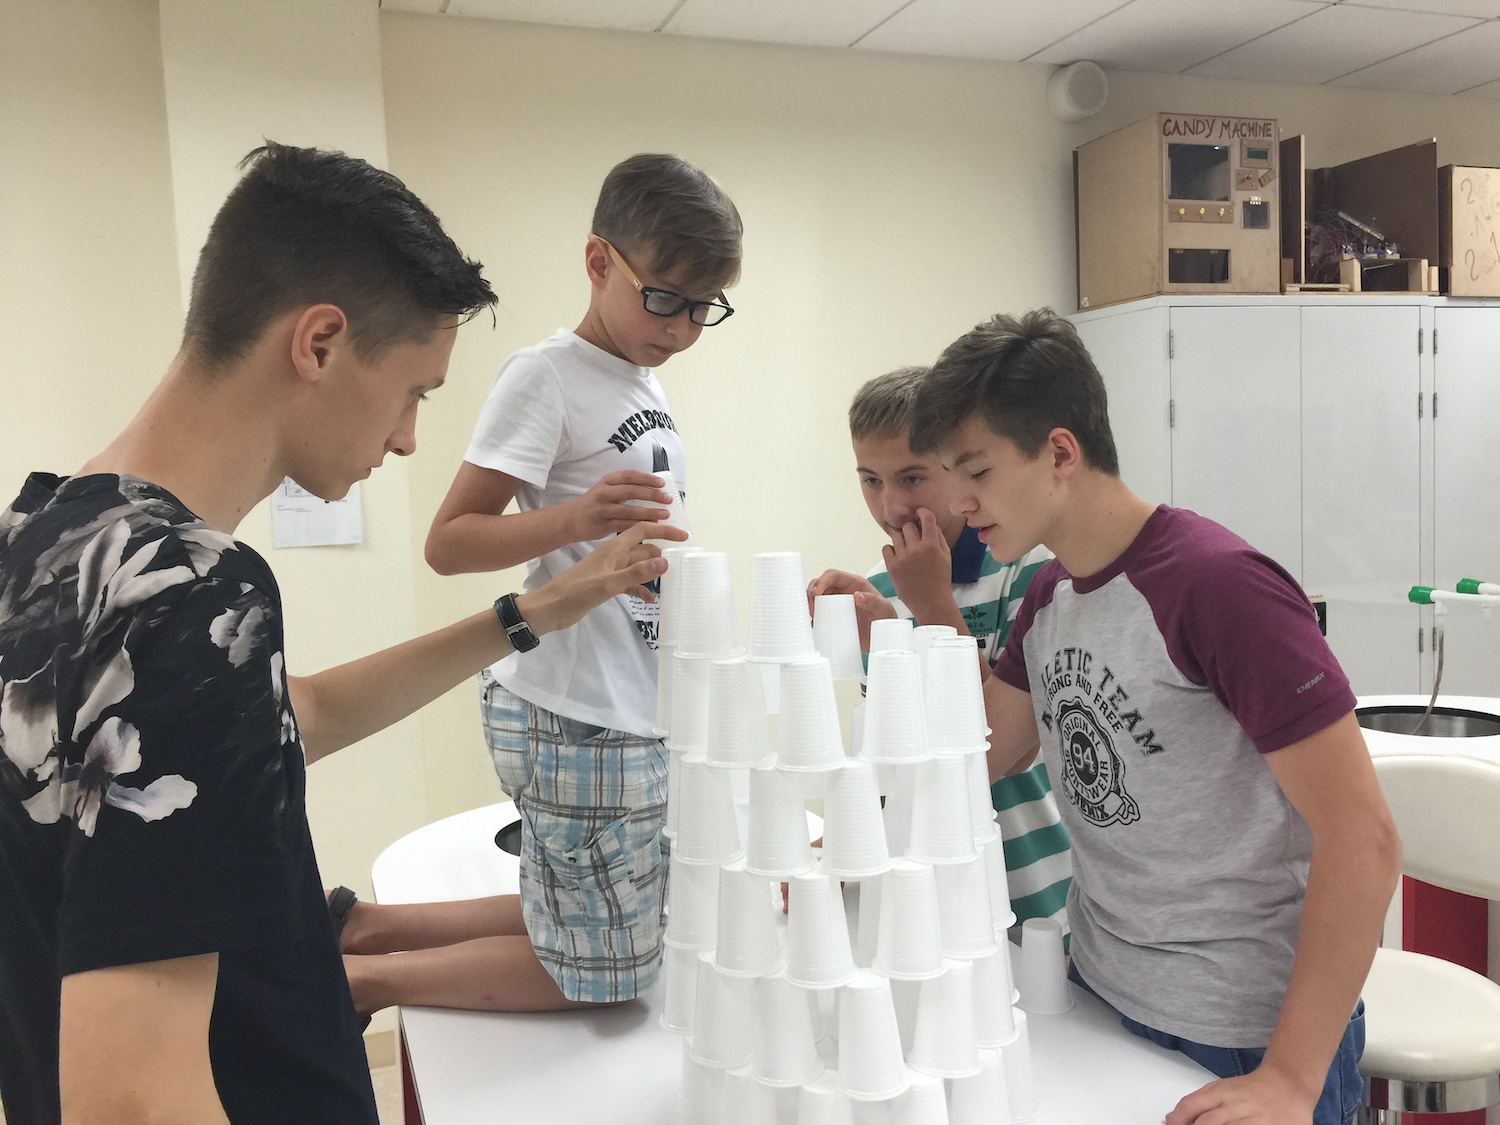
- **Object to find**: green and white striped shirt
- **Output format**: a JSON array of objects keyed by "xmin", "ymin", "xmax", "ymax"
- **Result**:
[{"xmin": 869, "ymin": 529, "xmax": 1072, "ymax": 931}]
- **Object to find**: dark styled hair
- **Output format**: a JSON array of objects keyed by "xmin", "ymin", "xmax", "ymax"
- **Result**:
[
  {"xmin": 181, "ymin": 141, "xmax": 496, "ymax": 369},
  {"xmin": 591, "ymin": 153, "xmax": 743, "ymax": 294},
  {"xmin": 848, "ymin": 366, "xmax": 931, "ymax": 441},
  {"xmin": 909, "ymin": 308, "xmax": 1120, "ymax": 475}
]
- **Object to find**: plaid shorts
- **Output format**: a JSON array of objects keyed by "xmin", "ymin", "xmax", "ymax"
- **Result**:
[{"xmin": 480, "ymin": 673, "xmax": 669, "ymax": 1003}]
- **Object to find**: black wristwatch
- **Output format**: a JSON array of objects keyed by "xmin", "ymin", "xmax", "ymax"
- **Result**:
[{"xmin": 493, "ymin": 593, "xmax": 541, "ymax": 653}]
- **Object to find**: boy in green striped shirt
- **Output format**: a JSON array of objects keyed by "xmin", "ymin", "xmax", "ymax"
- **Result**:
[{"xmin": 809, "ymin": 366, "xmax": 1072, "ymax": 930}]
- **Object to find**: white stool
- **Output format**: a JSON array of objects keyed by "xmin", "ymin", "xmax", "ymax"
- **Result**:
[{"xmin": 1358, "ymin": 754, "xmax": 1500, "ymax": 1123}]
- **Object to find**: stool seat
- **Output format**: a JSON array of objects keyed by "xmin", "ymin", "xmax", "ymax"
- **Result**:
[{"xmin": 1360, "ymin": 947, "xmax": 1500, "ymax": 1082}]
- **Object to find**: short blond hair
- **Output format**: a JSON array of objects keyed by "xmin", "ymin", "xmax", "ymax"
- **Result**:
[{"xmin": 848, "ymin": 366, "xmax": 930, "ymax": 441}]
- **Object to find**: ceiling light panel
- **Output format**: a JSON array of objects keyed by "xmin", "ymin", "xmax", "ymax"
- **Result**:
[
  {"xmin": 445, "ymin": 0, "xmax": 683, "ymax": 33},
  {"xmin": 1033, "ymin": 0, "xmax": 1330, "ymax": 73},
  {"xmin": 854, "ymin": 0, "xmax": 1132, "ymax": 62},
  {"xmin": 665, "ymin": 0, "xmax": 911, "ymax": 48},
  {"xmin": 1330, "ymin": 20, "xmax": 1500, "ymax": 94},
  {"xmin": 1186, "ymin": 3, "xmax": 1481, "ymax": 84}
]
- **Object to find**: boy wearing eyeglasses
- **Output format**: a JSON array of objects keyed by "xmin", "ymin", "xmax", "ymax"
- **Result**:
[{"xmin": 421, "ymin": 153, "xmax": 741, "ymax": 1011}]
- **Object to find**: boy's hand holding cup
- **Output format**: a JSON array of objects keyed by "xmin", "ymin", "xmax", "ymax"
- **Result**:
[
  {"xmin": 568, "ymin": 470, "xmax": 674, "ymax": 540},
  {"xmin": 807, "ymin": 569, "xmax": 896, "ymax": 652}
]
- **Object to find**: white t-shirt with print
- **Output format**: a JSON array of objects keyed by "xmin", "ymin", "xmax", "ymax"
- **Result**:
[{"xmin": 465, "ymin": 328, "xmax": 687, "ymax": 738}]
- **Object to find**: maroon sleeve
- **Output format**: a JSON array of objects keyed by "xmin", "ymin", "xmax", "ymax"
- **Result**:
[
  {"xmin": 1160, "ymin": 546, "xmax": 1355, "ymax": 754},
  {"xmin": 991, "ymin": 560, "xmax": 1065, "ymax": 694}
]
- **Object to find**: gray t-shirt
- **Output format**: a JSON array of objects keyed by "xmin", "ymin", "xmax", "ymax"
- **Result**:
[{"xmin": 993, "ymin": 506, "xmax": 1355, "ymax": 1046}]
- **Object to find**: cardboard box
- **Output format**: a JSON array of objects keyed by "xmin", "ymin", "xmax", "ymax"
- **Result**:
[{"xmin": 1440, "ymin": 165, "xmax": 1500, "ymax": 297}]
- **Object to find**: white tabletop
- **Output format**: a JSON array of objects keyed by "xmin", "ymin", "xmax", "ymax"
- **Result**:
[{"xmin": 373, "ymin": 803, "xmax": 1208, "ymax": 1125}]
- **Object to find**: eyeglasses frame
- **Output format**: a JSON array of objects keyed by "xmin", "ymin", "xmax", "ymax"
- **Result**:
[{"xmin": 598, "ymin": 237, "xmax": 735, "ymax": 327}]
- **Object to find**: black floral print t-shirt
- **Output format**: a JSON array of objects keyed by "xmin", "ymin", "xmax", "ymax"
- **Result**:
[{"xmin": 0, "ymin": 473, "xmax": 377, "ymax": 1125}]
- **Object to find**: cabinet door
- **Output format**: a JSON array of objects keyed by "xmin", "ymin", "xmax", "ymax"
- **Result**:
[
  {"xmin": 1074, "ymin": 306, "xmax": 1171, "ymax": 506},
  {"xmin": 1301, "ymin": 306, "xmax": 1422, "ymax": 695},
  {"xmin": 1433, "ymin": 307, "xmax": 1500, "ymax": 697},
  {"xmin": 1169, "ymin": 306, "xmax": 1303, "ymax": 579}
]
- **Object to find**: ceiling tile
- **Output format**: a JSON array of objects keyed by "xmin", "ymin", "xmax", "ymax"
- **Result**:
[
  {"xmin": 1186, "ymin": 3, "xmax": 1481, "ymax": 84},
  {"xmin": 853, "ymin": 0, "xmax": 1132, "ymax": 62},
  {"xmin": 1032, "ymin": 0, "xmax": 1329, "ymax": 72},
  {"xmin": 664, "ymin": 0, "xmax": 910, "ymax": 48},
  {"xmin": 1331, "ymin": 20, "xmax": 1500, "ymax": 94},
  {"xmin": 380, "ymin": 0, "xmax": 444, "ymax": 11},
  {"xmin": 1342, "ymin": 0, "xmax": 1500, "ymax": 17},
  {"xmin": 445, "ymin": 0, "xmax": 683, "ymax": 34},
  {"xmin": 1459, "ymin": 77, "xmax": 1500, "ymax": 97}
]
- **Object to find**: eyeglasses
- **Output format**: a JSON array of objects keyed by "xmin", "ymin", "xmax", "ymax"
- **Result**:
[{"xmin": 600, "ymin": 239, "xmax": 735, "ymax": 327}]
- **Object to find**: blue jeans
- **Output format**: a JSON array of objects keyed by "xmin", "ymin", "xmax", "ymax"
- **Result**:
[{"xmin": 1069, "ymin": 965, "xmax": 1365, "ymax": 1125}]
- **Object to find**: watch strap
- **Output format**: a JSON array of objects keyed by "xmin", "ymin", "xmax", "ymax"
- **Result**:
[{"xmin": 494, "ymin": 592, "xmax": 540, "ymax": 653}]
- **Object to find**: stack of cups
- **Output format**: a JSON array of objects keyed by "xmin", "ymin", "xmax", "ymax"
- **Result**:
[
  {"xmin": 655, "ymin": 545, "xmax": 703, "ymax": 738},
  {"xmin": 748, "ymin": 552, "xmax": 816, "ymax": 710},
  {"xmin": 812, "ymin": 594, "xmax": 864, "ymax": 681}
]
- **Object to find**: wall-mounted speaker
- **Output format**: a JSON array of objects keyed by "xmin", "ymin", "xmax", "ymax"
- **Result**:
[{"xmin": 1047, "ymin": 61, "xmax": 1108, "ymax": 123}]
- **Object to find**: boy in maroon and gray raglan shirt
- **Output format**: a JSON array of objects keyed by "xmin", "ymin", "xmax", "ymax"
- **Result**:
[{"xmin": 908, "ymin": 309, "xmax": 1401, "ymax": 1125}]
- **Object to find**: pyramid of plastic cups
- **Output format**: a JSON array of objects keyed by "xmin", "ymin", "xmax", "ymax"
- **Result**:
[
  {"xmin": 676, "ymin": 550, "xmax": 743, "ymax": 660},
  {"xmin": 656, "ymin": 546, "xmax": 703, "ymax": 650},
  {"xmin": 949, "ymin": 1046, "xmax": 1013, "ymax": 1125},
  {"xmin": 665, "ymin": 748, "xmax": 685, "ymax": 838},
  {"xmin": 749, "ymin": 551, "xmax": 815, "ymax": 662},
  {"xmin": 705, "ymin": 656, "xmax": 774, "ymax": 769},
  {"xmin": 964, "ymin": 751, "xmax": 1002, "ymax": 845},
  {"xmin": 971, "ymin": 943, "xmax": 1019, "ymax": 1045},
  {"xmin": 859, "ymin": 650, "xmax": 933, "ymax": 766},
  {"xmin": 667, "ymin": 652, "xmax": 711, "ymax": 753},
  {"xmin": 749, "ymin": 969, "xmax": 825, "ymax": 1087},
  {"xmin": 690, "ymin": 951, "xmax": 755, "ymax": 1068},
  {"xmin": 819, "ymin": 760, "xmax": 893, "ymax": 880},
  {"xmin": 661, "ymin": 938, "xmax": 702, "ymax": 1034},
  {"xmin": 852, "ymin": 876, "xmax": 881, "ymax": 968},
  {"xmin": 922, "ymin": 638, "xmax": 990, "ymax": 755},
  {"xmin": 665, "ymin": 854, "xmax": 719, "ymax": 949},
  {"xmin": 678, "ymin": 1039, "xmax": 725, "ymax": 1118},
  {"xmin": 785, "ymin": 870, "xmax": 857, "ymax": 988},
  {"xmin": 933, "ymin": 852, "xmax": 999, "ymax": 959},
  {"xmin": 1001, "ymin": 1010, "xmax": 1041, "ymax": 1121},
  {"xmin": 872, "ymin": 859, "xmax": 946, "ymax": 980},
  {"xmin": 797, "ymin": 1072, "xmax": 855, "ymax": 1125},
  {"xmin": 981, "ymin": 834, "xmax": 1018, "ymax": 934},
  {"xmin": 776, "ymin": 656, "xmax": 847, "ymax": 772},
  {"xmin": 713, "ymin": 859, "xmax": 783, "ymax": 977},
  {"xmin": 868, "ymin": 617, "xmax": 915, "ymax": 654},
  {"xmin": 744, "ymin": 765, "xmax": 815, "ymax": 878},
  {"xmin": 812, "ymin": 594, "xmax": 864, "ymax": 680},
  {"xmin": 835, "ymin": 969, "xmax": 912, "ymax": 1101},
  {"xmin": 880, "ymin": 764, "xmax": 916, "ymax": 856},
  {"xmin": 907, "ymin": 756, "xmax": 977, "ymax": 864},
  {"xmin": 721, "ymin": 1065, "xmax": 777, "ymax": 1125},
  {"xmin": 673, "ymin": 754, "xmax": 743, "ymax": 865},
  {"xmin": 891, "ymin": 1069, "xmax": 949, "ymax": 1125},
  {"xmin": 908, "ymin": 958, "xmax": 982, "ymax": 1078}
]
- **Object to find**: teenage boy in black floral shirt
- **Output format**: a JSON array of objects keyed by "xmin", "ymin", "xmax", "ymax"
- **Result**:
[{"xmin": 0, "ymin": 143, "xmax": 680, "ymax": 1125}]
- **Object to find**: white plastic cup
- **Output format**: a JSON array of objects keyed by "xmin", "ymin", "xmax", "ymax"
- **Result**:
[
  {"xmin": 690, "ymin": 952, "xmax": 755, "ymax": 1068},
  {"xmin": 890, "ymin": 976, "xmax": 921, "ymax": 1056},
  {"xmin": 744, "ymin": 765, "xmax": 816, "ymax": 878},
  {"xmin": 678, "ymin": 1039, "xmax": 724, "ymax": 1118},
  {"xmin": 705, "ymin": 656, "xmax": 775, "ymax": 769},
  {"xmin": 666, "ymin": 652, "xmax": 712, "ymax": 753},
  {"xmin": 933, "ymin": 852, "xmax": 999, "ymax": 959},
  {"xmin": 660, "ymin": 938, "xmax": 701, "ymax": 1034},
  {"xmin": 868, "ymin": 617, "xmax": 914, "ymax": 654},
  {"xmin": 852, "ymin": 874, "xmax": 881, "ymax": 968},
  {"xmin": 965, "ymin": 751, "xmax": 1001, "ymax": 845},
  {"xmin": 859, "ymin": 650, "xmax": 933, "ymax": 766},
  {"xmin": 721, "ymin": 1065, "xmax": 778, "ymax": 1125},
  {"xmin": 880, "ymin": 764, "xmax": 916, "ymax": 857},
  {"xmin": 797, "ymin": 1072, "xmax": 855, "ymax": 1125},
  {"xmin": 673, "ymin": 754, "xmax": 744, "ymax": 866},
  {"xmin": 776, "ymin": 656, "xmax": 847, "ymax": 772},
  {"xmin": 910, "ymin": 624, "xmax": 958, "ymax": 672},
  {"xmin": 891, "ymin": 1069, "xmax": 949, "ymax": 1125},
  {"xmin": 813, "ymin": 594, "xmax": 865, "ymax": 680},
  {"xmin": 950, "ymin": 1046, "xmax": 1013, "ymax": 1125},
  {"xmin": 1016, "ymin": 917, "xmax": 1072, "ymax": 1014},
  {"xmin": 923, "ymin": 637, "xmax": 991, "ymax": 754},
  {"xmin": 655, "ymin": 642, "xmax": 676, "ymax": 739},
  {"xmin": 971, "ymin": 942, "xmax": 1019, "ymax": 1045},
  {"xmin": 1001, "ymin": 1010, "xmax": 1040, "ymax": 1121},
  {"xmin": 665, "ymin": 747, "xmax": 685, "ymax": 839},
  {"xmin": 714, "ymin": 859, "xmax": 783, "ymax": 977},
  {"xmin": 656, "ymin": 546, "xmax": 703, "ymax": 651},
  {"xmin": 819, "ymin": 760, "xmax": 893, "ymax": 880},
  {"xmin": 849, "ymin": 700, "xmax": 866, "ymax": 757},
  {"xmin": 871, "ymin": 859, "xmax": 946, "ymax": 981},
  {"xmin": 749, "ymin": 970, "xmax": 825, "ymax": 1087},
  {"xmin": 907, "ymin": 757, "xmax": 977, "ymax": 865},
  {"xmin": 749, "ymin": 551, "xmax": 815, "ymax": 661},
  {"xmin": 785, "ymin": 870, "xmax": 857, "ymax": 989},
  {"xmin": 981, "ymin": 834, "xmax": 1016, "ymax": 933},
  {"xmin": 835, "ymin": 969, "xmax": 912, "ymax": 1102},
  {"xmin": 908, "ymin": 959, "xmax": 982, "ymax": 1078},
  {"xmin": 664, "ymin": 854, "xmax": 719, "ymax": 949},
  {"xmin": 677, "ymin": 550, "xmax": 743, "ymax": 660}
]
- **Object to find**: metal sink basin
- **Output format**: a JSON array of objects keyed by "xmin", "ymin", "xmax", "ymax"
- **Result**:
[{"xmin": 1356, "ymin": 705, "xmax": 1500, "ymax": 739}]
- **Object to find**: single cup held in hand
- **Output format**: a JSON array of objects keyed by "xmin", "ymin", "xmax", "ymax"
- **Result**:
[{"xmin": 812, "ymin": 593, "xmax": 864, "ymax": 680}]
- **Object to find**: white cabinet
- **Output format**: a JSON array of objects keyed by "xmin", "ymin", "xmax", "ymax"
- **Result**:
[{"xmin": 1074, "ymin": 295, "xmax": 1500, "ymax": 697}]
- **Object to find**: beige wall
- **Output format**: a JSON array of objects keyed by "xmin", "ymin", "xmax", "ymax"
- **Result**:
[{"xmin": 5, "ymin": 3, "xmax": 1500, "ymax": 879}]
